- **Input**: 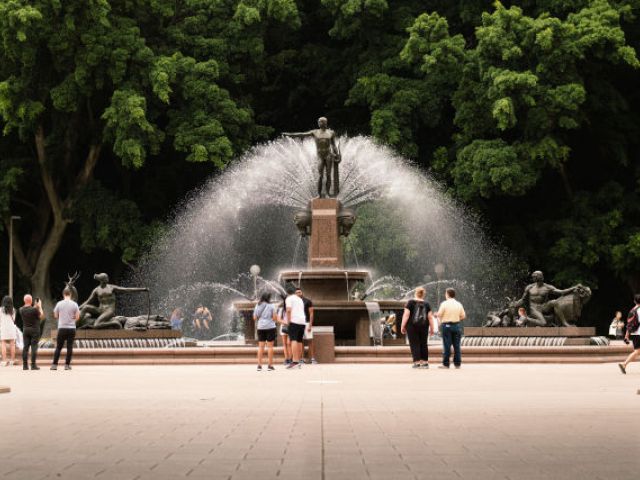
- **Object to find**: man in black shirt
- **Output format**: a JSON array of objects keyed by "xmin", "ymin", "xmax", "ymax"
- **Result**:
[{"xmin": 19, "ymin": 294, "xmax": 44, "ymax": 370}]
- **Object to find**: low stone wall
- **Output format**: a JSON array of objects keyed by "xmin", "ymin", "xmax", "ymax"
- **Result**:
[
  {"xmin": 51, "ymin": 329, "xmax": 182, "ymax": 340},
  {"xmin": 464, "ymin": 327, "xmax": 595, "ymax": 337}
]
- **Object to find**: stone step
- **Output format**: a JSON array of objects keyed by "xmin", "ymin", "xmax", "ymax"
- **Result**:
[{"xmin": 21, "ymin": 344, "xmax": 630, "ymax": 365}]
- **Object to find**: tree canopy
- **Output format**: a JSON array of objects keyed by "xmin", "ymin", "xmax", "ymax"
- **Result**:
[{"xmin": 0, "ymin": 0, "xmax": 638, "ymax": 329}]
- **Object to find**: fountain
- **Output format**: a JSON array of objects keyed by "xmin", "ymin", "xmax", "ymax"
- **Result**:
[{"xmin": 135, "ymin": 132, "xmax": 520, "ymax": 345}]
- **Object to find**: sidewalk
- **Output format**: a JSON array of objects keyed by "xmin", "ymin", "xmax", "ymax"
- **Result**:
[{"xmin": 0, "ymin": 363, "xmax": 637, "ymax": 479}]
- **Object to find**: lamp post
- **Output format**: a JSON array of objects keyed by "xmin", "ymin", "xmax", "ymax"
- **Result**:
[
  {"xmin": 249, "ymin": 264, "xmax": 261, "ymax": 300},
  {"xmin": 434, "ymin": 263, "xmax": 445, "ymax": 303},
  {"xmin": 8, "ymin": 216, "xmax": 21, "ymax": 299}
]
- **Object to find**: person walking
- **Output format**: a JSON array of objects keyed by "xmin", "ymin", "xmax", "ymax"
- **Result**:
[
  {"xmin": 400, "ymin": 287, "xmax": 434, "ymax": 368},
  {"xmin": 0, "ymin": 296, "xmax": 17, "ymax": 366},
  {"xmin": 19, "ymin": 294, "xmax": 44, "ymax": 370},
  {"xmin": 51, "ymin": 288, "xmax": 80, "ymax": 371},
  {"xmin": 437, "ymin": 288, "xmax": 466, "ymax": 369},
  {"xmin": 296, "ymin": 287, "xmax": 316, "ymax": 364},
  {"xmin": 277, "ymin": 297, "xmax": 292, "ymax": 365},
  {"xmin": 285, "ymin": 285, "xmax": 306, "ymax": 369},
  {"xmin": 254, "ymin": 292, "xmax": 277, "ymax": 371},
  {"xmin": 618, "ymin": 294, "xmax": 640, "ymax": 374}
]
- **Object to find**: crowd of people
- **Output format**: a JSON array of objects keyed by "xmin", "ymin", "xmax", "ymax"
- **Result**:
[
  {"xmin": 253, "ymin": 285, "xmax": 316, "ymax": 371},
  {"xmin": 0, "ymin": 287, "xmax": 80, "ymax": 370}
]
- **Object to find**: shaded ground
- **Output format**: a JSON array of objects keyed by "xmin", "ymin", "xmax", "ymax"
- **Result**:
[{"xmin": 1, "ymin": 363, "xmax": 638, "ymax": 479}]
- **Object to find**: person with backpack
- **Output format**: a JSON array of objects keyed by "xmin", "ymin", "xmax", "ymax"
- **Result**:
[
  {"xmin": 618, "ymin": 293, "xmax": 640, "ymax": 374},
  {"xmin": 400, "ymin": 287, "xmax": 434, "ymax": 368}
]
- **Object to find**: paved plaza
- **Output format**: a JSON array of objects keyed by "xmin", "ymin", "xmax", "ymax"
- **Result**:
[{"xmin": 1, "ymin": 363, "xmax": 638, "ymax": 480}]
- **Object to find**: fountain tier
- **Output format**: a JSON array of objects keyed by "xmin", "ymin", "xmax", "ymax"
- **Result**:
[{"xmin": 235, "ymin": 198, "xmax": 405, "ymax": 345}]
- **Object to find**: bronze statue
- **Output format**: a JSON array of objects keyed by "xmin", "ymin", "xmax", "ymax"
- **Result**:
[
  {"xmin": 79, "ymin": 273, "xmax": 148, "ymax": 329},
  {"xmin": 492, "ymin": 271, "xmax": 591, "ymax": 327},
  {"xmin": 284, "ymin": 116, "xmax": 341, "ymax": 198}
]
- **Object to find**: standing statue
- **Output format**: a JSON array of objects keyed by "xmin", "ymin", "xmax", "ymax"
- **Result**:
[
  {"xmin": 79, "ymin": 273, "xmax": 148, "ymax": 329},
  {"xmin": 509, "ymin": 271, "xmax": 590, "ymax": 327},
  {"xmin": 284, "ymin": 116, "xmax": 341, "ymax": 198}
]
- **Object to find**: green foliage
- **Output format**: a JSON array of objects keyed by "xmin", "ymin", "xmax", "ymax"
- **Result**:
[
  {"xmin": 344, "ymin": 201, "xmax": 418, "ymax": 279},
  {"xmin": 71, "ymin": 182, "xmax": 164, "ymax": 265}
]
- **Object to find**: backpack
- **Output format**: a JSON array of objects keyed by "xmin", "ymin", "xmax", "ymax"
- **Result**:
[
  {"xmin": 412, "ymin": 301, "xmax": 427, "ymax": 325},
  {"xmin": 627, "ymin": 306, "xmax": 639, "ymax": 334}
]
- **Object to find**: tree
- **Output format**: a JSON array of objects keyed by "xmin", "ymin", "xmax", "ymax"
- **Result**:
[{"xmin": 0, "ymin": 0, "xmax": 299, "ymax": 313}]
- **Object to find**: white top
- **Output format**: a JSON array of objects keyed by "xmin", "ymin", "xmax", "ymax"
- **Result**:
[
  {"xmin": 285, "ymin": 295, "xmax": 306, "ymax": 325},
  {"xmin": 0, "ymin": 310, "xmax": 16, "ymax": 340}
]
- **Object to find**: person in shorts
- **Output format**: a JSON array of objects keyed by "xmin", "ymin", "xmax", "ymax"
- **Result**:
[
  {"xmin": 254, "ymin": 292, "xmax": 277, "ymax": 371},
  {"xmin": 285, "ymin": 284, "xmax": 306, "ymax": 369},
  {"xmin": 618, "ymin": 294, "xmax": 640, "ymax": 374},
  {"xmin": 296, "ymin": 287, "xmax": 316, "ymax": 364}
]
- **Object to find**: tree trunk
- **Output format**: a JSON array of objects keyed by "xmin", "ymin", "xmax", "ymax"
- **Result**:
[
  {"xmin": 30, "ymin": 217, "xmax": 69, "ymax": 334},
  {"xmin": 11, "ymin": 126, "xmax": 101, "ymax": 334}
]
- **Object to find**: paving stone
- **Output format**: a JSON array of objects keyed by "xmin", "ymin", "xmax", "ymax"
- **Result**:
[{"xmin": 2, "ymin": 364, "xmax": 638, "ymax": 480}]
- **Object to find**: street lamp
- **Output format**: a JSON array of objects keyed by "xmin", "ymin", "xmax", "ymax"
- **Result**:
[
  {"xmin": 249, "ymin": 264, "xmax": 261, "ymax": 300},
  {"xmin": 434, "ymin": 263, "xmax": 445, "ymax": 302},
  {"xmin": 8, "ymin": 215, "xmax": 21, "ymax": 299}
]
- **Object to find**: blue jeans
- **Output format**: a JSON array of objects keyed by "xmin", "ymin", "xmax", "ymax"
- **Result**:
[{"xmin": 442, "ymin": 323, "xmax": 462, "ymax": 367}]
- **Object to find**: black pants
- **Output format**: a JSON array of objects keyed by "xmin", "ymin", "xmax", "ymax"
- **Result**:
[
  {"xmin": 22, "ymin": 328, "xmax": 40, "ymax": 366},
  {"xmin": 53, "ymin": 328, "xmax": 76, "ymax": 366},
  {"xmin": 407, "ymin": 322, "xmax": 428, "ymax": 362}
]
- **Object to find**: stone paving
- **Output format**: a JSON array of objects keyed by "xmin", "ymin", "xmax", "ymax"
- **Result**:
[{"xmin": 0, "ymin": 362, "xmax": 638, "ymax": 480}]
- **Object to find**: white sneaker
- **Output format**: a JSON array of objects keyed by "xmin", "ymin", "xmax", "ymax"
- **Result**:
[
  {"xmin": 311, "ymin": 358, "xmax": 318, "ymax": 364},
  {"xmin": 2, "ymin": 361, "xmax": 7, "ymax": 367},
  {"xmin": 8, "ymin": 361, "xmax": 14, "ymax": 367}
]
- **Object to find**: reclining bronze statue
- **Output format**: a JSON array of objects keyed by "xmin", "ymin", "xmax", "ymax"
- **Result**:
[
  {"xmin": 78, "ymin": 273, "xmax": 170, "ymax": 330},
  {"xmin": 485, "ymin": 271, "xmax": 591, "ymax": 327}
]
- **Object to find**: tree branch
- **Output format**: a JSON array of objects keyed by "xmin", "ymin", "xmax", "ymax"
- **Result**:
[
  {"xmin": 75, "ymin": 144, "xmax": 102, "ymax": 187},
  {"xmin": 35, "ymin": 125, "xmax": 65, "ymax": 221}
]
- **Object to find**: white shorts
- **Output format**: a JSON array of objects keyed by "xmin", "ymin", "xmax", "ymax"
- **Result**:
[{"xmin": 304, "ymin": 324, "xmax": 313, "ymax": 340}]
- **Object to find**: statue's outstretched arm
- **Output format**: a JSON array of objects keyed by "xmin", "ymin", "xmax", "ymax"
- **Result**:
[
  {"xmin": 283, "ymin": 130, "xmax": 314, "ymax": 138},
  {"xmin": 113, "ymin": 286, "xmax": 149, "ymax": 294},
  {"xmin": 551, "ymin": 285, "xmax": 575, "ymax": 296}
]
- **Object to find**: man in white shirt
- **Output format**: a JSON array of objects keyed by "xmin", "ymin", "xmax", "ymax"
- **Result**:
[
  {"xmin": 437, "ymin": 288, "xmax": 466, "ymax": 369},
  {"xmin": 285, "ymin": 285, "xmax": 306, "ymax": 369}
]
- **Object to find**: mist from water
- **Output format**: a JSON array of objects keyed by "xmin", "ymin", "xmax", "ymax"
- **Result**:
[{"xmin": 134, "ymin": 136, "xmax": 521, "ymax": 335}]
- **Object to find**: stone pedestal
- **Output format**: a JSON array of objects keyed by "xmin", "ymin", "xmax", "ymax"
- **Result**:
[
  {"xmin": 356, "ymin": 316, "xmax": 370, "ymax": 346},
  {"xmin": 313, "ymin": 326, "xmax": 335, "ymax": 363},
  {"xmin": 309, "ymin": 198, "xmax": 343, "ymax": 269}
]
